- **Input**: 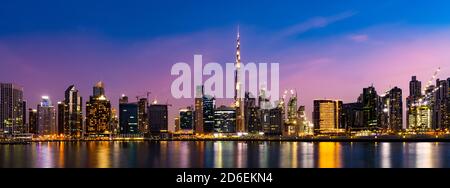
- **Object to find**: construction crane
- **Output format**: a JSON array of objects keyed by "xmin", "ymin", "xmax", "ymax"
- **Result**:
[
  {"xmin": 415, "ymin": 67, "xmax": 441, "ymax": 106},
  {"xmin": 135, "ymin": 91, "xmax": 152, "ymax": 102}
]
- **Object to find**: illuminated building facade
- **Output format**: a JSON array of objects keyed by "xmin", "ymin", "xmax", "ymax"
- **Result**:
[
  {"xmin": 342, "ymin": 102, "xmax": 363, "ymax": 131},
  {"xmin": 0, "ymin": 83, "xmax": 24, "ymax": 135},
  {"xmin": 119, "ymin": 95, "xmax": 139, "ymax": 135},
  {"xmin": 137, "ymin": 98, "xmax": 149, "ymax": 134},
  {"xmin": 234, "ymin": 29, "xmax": 245, "ymax": 133},
  {"xmin": 214, "ymin": 105, "xmax": 236, "ymax": 133},
  {"xmin": 202, "ymin": 95, "xmax": 215, "ymax": 133},
  {"xmin": 379, "ymin": 87, "xmax": 403, "ymax": 131},
  {"xmin": 244, "ymin": 92, "xmax": 258, "ymax": 133},
  {"xmin": 86, "ymin": 81, "xmax": 112, "ymax": 137},
  {"xmin": 179, "ymin": 107, "xmax": 194, "ymax": 132},
  {"xmin": 313, "ymin": 99, "xmax": 343, "ymax": 134},
  {"xmin": 37, "ymin": 96, "xmax": 57, "ymax": 135},
  {"xmin": 359, "ymin": 86, "xmax": 380, "ymax": 130},
  {"xmin": 194, "ymin": 85, "xmax": 204, "ymax": 134},
  {"xmin": 63, "ymin": 85, "xmax": 83, "ymax": 138}
]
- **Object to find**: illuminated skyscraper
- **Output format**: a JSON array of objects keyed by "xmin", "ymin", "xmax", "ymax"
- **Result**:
[
  {"xmin": 203, "ymin": 95, "xmax": 215, "ymax": 133},
  {"xmin": 379, "ymin": 87, "xmax": 403, "ymax": 131},
  {"xmin": 179, "ymin": 106, "xmax": 194, "ymax": 132},
  {"xmin": 286, "ymin": 90, "xmax": 299, "ymax": 135},
  {"xmin": 194, "ymin": 85, "xmax": 204, "ymax": 134},
  {"xmin": 0, "ymin": 83, "xmax": 24, "ymax": 135},
  {"xmin": 313, "ymin": 99, "xmax": 343, "ymax": 134},
  {"xmin": 359, "ymin": 86, "xmax": 380, "ymax": 129},
  {"xmin": 86, "ymin": 81, "xmax": 112, "ymax": 137},
  {"xmin": 119, "ymin": 95, "xmax": 139, "ymax": 135},
  {"xmin": 244, "ymin": 92, "xmax": 257, "ymax": 132},
  {"xmin": 214, "ymin": 105, "xmax": 236, "ymax": 133},
  {"xmin": 37, "ymin": 96, "xmax": 57, "ymax": 135},
  {"xmin": 63, "ymin": 85, "xmax": 83, "ymax": 138},
  {"xmin": 137, "ymin": 98, "xmax": 149, "ymax": 134},
  {"xmin": 234, "ymin": 28, "xmax": 245, "ymax": 133},
  {"xmin": 434, "ymin": 79, "xmax": 449, "ymax": 129}
]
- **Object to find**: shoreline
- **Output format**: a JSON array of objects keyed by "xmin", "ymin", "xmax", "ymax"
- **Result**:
[{"xmin": 2, "ymin": 135, "xmax": 450, "ymax": 144}]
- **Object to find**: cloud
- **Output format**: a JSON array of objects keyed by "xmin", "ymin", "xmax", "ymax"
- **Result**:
[
  {"xmin": 348, "ymin": 34, "xmax": 369, "ymax": 42},
  {"xmin": 277, "ymin": 11, "xmax": 358, "ymax": 38}
]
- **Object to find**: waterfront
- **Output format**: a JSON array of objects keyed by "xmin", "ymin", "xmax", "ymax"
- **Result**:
[{"xmin": 1, "ymin": 141, "xmax": 450, "ymax": 168}]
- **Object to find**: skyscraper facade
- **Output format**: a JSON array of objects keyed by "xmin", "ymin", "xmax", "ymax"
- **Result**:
[
  {"xmin": 28, "ymin": 108, "xmax": 37, "ymax": 134},
  {"xmin": 37, "ymin": 96, "xmax": 57, "ymax": 135},
  {"xmin": 194, "ymin": 85, "xmax": 204, "ymax": 134},
  {"xmin": 360, "ymin": 86, "xmax": 380, "ymax": 130},
  {"xmin": 119, "ymin": 96, "xmax": 139, "ymax": 135},
  {"xmin": 379, "ymin": 87, "xmax": 403, "ymax": 131},
  {"xmin": 63, "ymin": 85, "xmax": 83, "ymax": 138},
  {"xmin": 214, "ymin": 105, "xmax": 236, "ymax": 133},
  {"xmin": 179, "ymin": 107, "xmax": 194, "ymax": 132},
  {"xmin": 137, "ymin": 98, "xmax": 149, "ymax": 134},
  {"xmin": 0, "ymin": 83, "xmax": 24, "ymax": 135},
  {"xmin": 203, "ymin": 95, "xmax": 215, "ymax": 133},
  {"xmin": 313, "ymin": 99, "xmax": 343, "ymax": 134},
  {"xmin": 244, "ymin": 92, "xmax": 257, "ymax": 133},
  {"xmin": 86, "ymin": 81, "xmax": 112, "ymax": 137},
  {"xmin": 148, "ymin": 104, "xmax": 168, "ymax": 133},
  {"xmin": 57, "ymin": 102, "xmax": 64, "ymax": 135},
  {"xmin": 234, "ymin": 29, "xmax": 245, "ymax": 133}
]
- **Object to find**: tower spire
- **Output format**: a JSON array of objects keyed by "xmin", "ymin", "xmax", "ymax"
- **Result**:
[{"xmin": 234, "ymin": 26, "xmax": 245, "ymax": 133}]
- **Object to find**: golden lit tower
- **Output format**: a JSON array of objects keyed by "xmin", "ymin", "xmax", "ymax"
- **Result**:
[{"xmin": 234, "ymin": 27, "xmax": 245, "ymax": 133}]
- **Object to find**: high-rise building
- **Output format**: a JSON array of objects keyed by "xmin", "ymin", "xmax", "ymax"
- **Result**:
[
  {"xmin": 0, "ymin": 83, "xmax": 24, "ymax": 135},
  {"xmin": 63, "ymin": 85, "xmax": 83, "ymax": 138},
  {"xmin": 119, "ymin": 95, "xmax": 139, "ymax": 135},
  {"xmin": 21, "ymin": 100, "xmax": 27, "ymax": 133},
  {"xmin": 244, "ymin": 92, "xmax": 257, "ymax": 133},
  {"xmin": 434, "ymin": 79, "xmax": 449, "ymax": 130},
  {"xmin": 313, "ymin": 99, "xmax": 343, "ymax": 134},
  {"xmin": 359, "ymin": 86, "xmax": 380, "ymax": 129},
  {"xmin": 266, "ymin": 107, "xmax": 284, "ymax": 135},
  {"xmin": 194, "ymin": 85, "xmax": 204, "ymax": 134},
  {"xmin": 214, "ymin": 105, "xmax": 236, "ymax": 133},
  {"xmin": 286, "ymin": 90, "xmax": 299, "ymax": 135},
  {"xmin": 148, "ymin": 104, "xmax": 168, "ymax": 133},
  {"xmin": 57, "ymin": 102, "xmax": 65, "ymax": 135},
  {"xmin": 28, "ymin": 108, "xmax": 37, "ymax": 134},
  {"xmin": 86, "ymin": 81, "xmax": 112, "ymax": 137},
  {"xmin": 379, "ymin": 87, "xmax": 403, "ymax": 131},
  {"xmin": 37, "ymin": 96, "xmax": 57, "ymax": 135},
  {"xmin": 342, "ymin": 102, "xmax": 364, "ymax": 131},
  {"xmin": 179, "ymin": 107, "xmax": 194, "ymax": 132},
  {"xmin": 410, "ymin": 76, "xmax": 422, "ymax": 98},
  {"xmin": 234, "ymin": 29, "xmax": 245, "ymax": 133},
  {"xmin": 203, "ymin": 95, "xmax": 215, "ymax": 133},
  {"xmin": 137, "ymin": 98, "xmax": 149, "ymax": 134}
]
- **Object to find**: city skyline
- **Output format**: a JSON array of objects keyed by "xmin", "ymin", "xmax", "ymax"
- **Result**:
[{"xmin": 1, "ymin": 1, "xmax": 450, "ymax": 130}]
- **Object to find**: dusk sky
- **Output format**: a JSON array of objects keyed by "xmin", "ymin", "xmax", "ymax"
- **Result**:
[{"xmin": 1, "ymin": 0, "xmax": 450, "ymax": 130}]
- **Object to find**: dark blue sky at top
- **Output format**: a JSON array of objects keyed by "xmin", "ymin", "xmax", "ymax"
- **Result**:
[{"xmin": 2, "ymin": 0, "xmax": 450, "ymax": 40}]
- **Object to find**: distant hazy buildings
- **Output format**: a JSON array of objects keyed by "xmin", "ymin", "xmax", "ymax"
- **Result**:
[
  {"xmin": 86, "ymin": 81, "xmax": 112, "ymax": 137},
  {"xmin": 37, "ymin": 96, "xmax": 56, "ymax": 135},
  {"xmin": 0, "ymin": 83, "xmax": 25, "ymax": 135},
  {"xmin": 313, "ymin": 99, "xmax": 343, "ymax": 134}
]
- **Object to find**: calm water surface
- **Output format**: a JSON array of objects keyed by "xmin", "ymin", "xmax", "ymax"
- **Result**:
[{"xmin": 1, "ymin": 141, "xmax": 450, "ymax": 168}]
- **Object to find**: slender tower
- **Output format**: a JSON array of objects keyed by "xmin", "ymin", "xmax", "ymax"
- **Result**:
[{"xmin": 235, "ymin": 27, "xmax": 245, "ymax": 133}]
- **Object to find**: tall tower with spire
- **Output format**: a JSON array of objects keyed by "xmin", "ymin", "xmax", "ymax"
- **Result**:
[{"xmin": 235, "ymin": 27, "xmax": 245, "ymax": 133}]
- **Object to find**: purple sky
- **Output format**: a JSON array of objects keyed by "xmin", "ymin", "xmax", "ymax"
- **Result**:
[{"xmin": 1, "ymin": 2, "xmax": 450, "ymax": 130}]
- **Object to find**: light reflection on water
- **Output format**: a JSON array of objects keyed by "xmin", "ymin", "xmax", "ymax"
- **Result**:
[{"xmin": 1, "ymin": 141, "xmax": 449, "ymax": 168}]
